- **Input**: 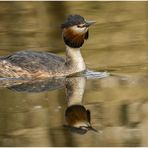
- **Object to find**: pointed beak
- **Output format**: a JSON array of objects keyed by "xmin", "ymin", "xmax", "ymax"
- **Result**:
[
  {"xmin": 84, "ymin": 20, "xmax": 96, "ymax": 27},
  {"xmin": 88, "ymin": 126, "xmax": 98, "ymax": 132}
]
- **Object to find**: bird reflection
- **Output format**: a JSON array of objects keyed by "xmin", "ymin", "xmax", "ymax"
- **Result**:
[
  {"xmin": 2, "ymin": 76, "xmax": 98, "ymax": 134},
  {"xmin": 64, "ymin": 77, "xmax": 98, "ymax": 134},
  {"xmin": 64, "ymin": 104, "xmax": 97, "ymax": 134},
  {"xmin": 5, "ymin": 77, "xmax": 66, "ymax": 92}
]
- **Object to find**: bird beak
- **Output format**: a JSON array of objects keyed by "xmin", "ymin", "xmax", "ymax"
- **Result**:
[
  {"xmin": 88, "ymin": 126, "xmax": 98, "ymax": 132},
  {"xmin": 84, "ymin": 20, "xmax": 96, "ymax": 27}
]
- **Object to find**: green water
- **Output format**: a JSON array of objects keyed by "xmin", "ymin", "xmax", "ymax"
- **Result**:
[{"xmin": 0, "ymin": 1, "xmax": 148, "ymax": 147}]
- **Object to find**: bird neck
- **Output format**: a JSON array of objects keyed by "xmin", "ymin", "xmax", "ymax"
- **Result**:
[
  {"xmin": 65, "ymin": 45, "xmax": 86, "ymax": 73},
  {"xmin": 66, "ymin": 77, "xmax": 86, "ymax": 106}
]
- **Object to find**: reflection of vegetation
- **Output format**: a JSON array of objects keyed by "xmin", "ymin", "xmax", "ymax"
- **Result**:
[
  {"xmin": 0, "ymin": 1, "xmax": 147, "ymax": 146},
  {"xmin": 0, "ymin": 2, "xmax": 67, "ymax": 52},
  {"xmin": 120, "ymin": 104, "xmax": 128, "ymax": 126}
]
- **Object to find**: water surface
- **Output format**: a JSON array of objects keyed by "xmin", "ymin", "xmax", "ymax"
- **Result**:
[{"xmin": 0, "ymin": 1, "xmax": 148, "ymax": 147}]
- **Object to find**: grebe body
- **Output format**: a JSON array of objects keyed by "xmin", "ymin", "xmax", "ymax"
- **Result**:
[{"xmin": 0, "ymin": 15, "xmax": 95, "ymax": 78}]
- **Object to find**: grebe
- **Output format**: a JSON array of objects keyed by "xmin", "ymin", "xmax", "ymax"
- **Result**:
[
  {"xmin": 0, "ymin": 15, "xmax": 95, "ymax": 78},
  {"xmin": 64, "ymin": 105, "xmax": 98, "ymax": 134}
]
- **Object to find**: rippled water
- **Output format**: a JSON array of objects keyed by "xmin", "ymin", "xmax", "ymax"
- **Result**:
[{"xmin": 0, "ymin": 1, "xmax": 148, "ymax": 147}]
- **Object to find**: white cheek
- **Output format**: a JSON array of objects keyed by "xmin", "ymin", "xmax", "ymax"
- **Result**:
[
  {"xmin": 74, "ymin": 122, "xmax": 90, "ymax": 128},
  {"xmin": 71, "ymin": 26, "xmax": 88, "ymax": 33}
]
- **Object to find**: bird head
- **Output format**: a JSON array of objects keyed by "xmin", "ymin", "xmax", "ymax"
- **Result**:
[
  {"xmin": 61, "ymin": 15, "xmax": 96, "ymax": 48},
  {"xmin": 64, "ymin": 105, "xmax": 98, "ymax": 135}
]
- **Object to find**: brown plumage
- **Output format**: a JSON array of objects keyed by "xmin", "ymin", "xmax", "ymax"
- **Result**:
[
  {"xmin": 64, "ymin": 104, "xmax": 98, "ymax": 134},
  {"xmin": 63, "ymin": 28, "xmax": 88, "ymax": 48},
  {"xmin": 0, "ymin": 15, "xmax": 95, "ymax": 78},
  {"xmin": 65, "ymin": 105, "xmax": 90, "ymax": 125}
]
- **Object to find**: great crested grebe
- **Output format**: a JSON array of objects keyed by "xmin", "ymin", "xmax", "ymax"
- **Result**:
[
  {"xmin": 0, "ymin": 15, "xmax": 95, "ymax": 78},
  {"xmin": 64, "ymin": 105, "xmax": 98, "ymax": 134}
]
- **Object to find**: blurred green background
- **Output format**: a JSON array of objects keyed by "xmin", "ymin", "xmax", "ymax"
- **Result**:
[
  {"xmin": 0, "ymin": 1, "xmax": 148, "ymax": 147},
  {"xmin": 0, "ymin": 1, "xmax": 147, "ymax": 71}
]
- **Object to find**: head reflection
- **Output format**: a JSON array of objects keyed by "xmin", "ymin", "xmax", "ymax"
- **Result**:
[
  {"xmin": 64, "ymin": 77, "xmax": 98, "ymax": 134},
  {"xmin": 4, "ymin": 76, "xmax": 98, "ymax": 135},
  {"xmin": 64, "ymin": 104, "xmax": 97, "ymax": 134}
]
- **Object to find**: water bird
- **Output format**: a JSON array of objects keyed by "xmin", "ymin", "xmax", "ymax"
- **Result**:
[
  {"xmin": 0, "ymin": 15, "xmax": 95, "ymax": 78},
  {"xmin": 64, "ymin": 105, "xmax": 98, "ymax": 134}
]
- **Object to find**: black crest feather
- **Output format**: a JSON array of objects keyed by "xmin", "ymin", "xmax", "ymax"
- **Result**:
[{"xmin": 61, "ymin": 15, "xmax": 85, "ymax": 29}]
